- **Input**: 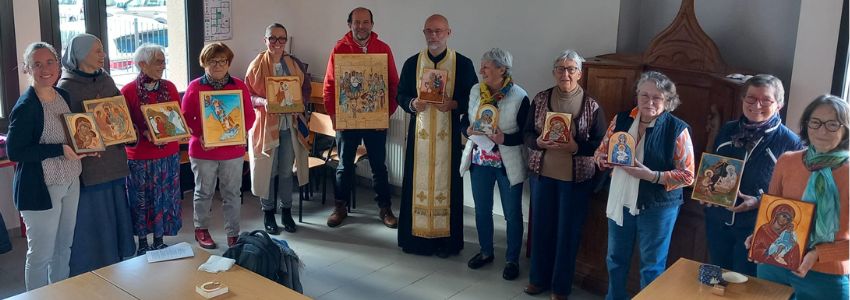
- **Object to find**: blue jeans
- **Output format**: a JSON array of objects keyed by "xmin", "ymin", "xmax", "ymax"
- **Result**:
[
  {"xmin": 334, "ymin": 129, "xmax": 391, "ymax": 208},
  {"xmin": 529, "ymin": 175, "xmax": 590, "ymax": 295},
  {"xmin": 470, "ymin": 165, "xmax": 524, "ymax": 263},
  {"xmin": 606, "ymin": 205, "xmax": 680, "ymax": 300},
  {"xmin": 758, "ymin": 263, "xmax": 850, "ymax": 300},
  {"xmin": 704, "ymin": 211, "xmax": 756, "ymax": 276}
]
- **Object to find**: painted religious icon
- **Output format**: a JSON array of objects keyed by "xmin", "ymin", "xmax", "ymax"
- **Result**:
[
  {"xmin": 266, "ymin": 76, "xmax": 304, "ymax": 114},
  {"xmin": 748, "ymin": 194, "xmax": 815, "ymax": 271},
  {"xmin": 418, "ymin": 68, "xmax": 447, "ymax": 104},
  {"xmin": 82, "ymin": 95, "xmax": 137, "ymax": 145},
  {"xmin": 542, "ymin": 112, "xmax": 572, "ymax": 143},
  {"xmin": 334, "ymin": 54, "xmax": 389, "ymax": 129},
  {"xmin": 471, "ymin": 104, "xmax": 499, "ymax": 135},
  {"xmin": 692, "ymin": 153, "xmax": 746, "ymax": 207},
  {"xmin": 607, "ymin": 131, "xmax": 635, "ymax": 166},
  {"xmin": 63, "ymin": 112, "xmax": 106, "ymax": 153},
  {"xmin": 141, "ymin": 101, "xmax": 191, "ymax": 144},
  {"xmin": 199, "ymin": 90, "xmax": 247, "ymax": 147}
]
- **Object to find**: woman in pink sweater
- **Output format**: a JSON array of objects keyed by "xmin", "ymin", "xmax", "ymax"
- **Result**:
[
  {"xmin": 747, "ymin": 94, "xmax": 848, "ymax": 300},
  {"xmin": 181, "ymin": 42, "xmax": 256, "ymax": 249}
]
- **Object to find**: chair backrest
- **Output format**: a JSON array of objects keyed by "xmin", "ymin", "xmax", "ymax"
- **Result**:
[
  {"xmin": 308, "ymin": 113, "xmax": 336, "ymax": 137},
  {"xmin": 310, "ymin": 82, "xmax": 323, "ymax": 99}
]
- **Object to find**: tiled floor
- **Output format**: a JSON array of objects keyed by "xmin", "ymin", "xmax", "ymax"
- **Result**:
[{"xmin": 0, "ymin": 182, "xmax": 603, "ymax": 299}]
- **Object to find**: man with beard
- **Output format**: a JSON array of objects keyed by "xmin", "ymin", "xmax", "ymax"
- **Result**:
[
  {"xmin": 396, "ymin": 14, "xmax": 478, "ymax": 257},
  {"xmin": 322, "ymin": 7, "xmax": 400, "ymax": 228}
]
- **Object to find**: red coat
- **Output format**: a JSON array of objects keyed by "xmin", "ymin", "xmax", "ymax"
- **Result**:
[
  {"xmin": 181, "ymin": 76, "xmax": 256, "ymax": 161},
  {"xmin": 322, "ymin": 31, "xmax": 399, "ymax": 125},
  {"xmin": 122, "ymin": 79, "xmax": 180, "ymax": 160}
]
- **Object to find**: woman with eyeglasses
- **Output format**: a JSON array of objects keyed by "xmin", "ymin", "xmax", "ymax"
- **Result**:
[
  {"xmin": 593, "ymin": 71, "xmax": 695, "ymax": 299},
  {"xmin": 522, "ymin": 49, "xmax": 607, "ymax": 300},
  {"xmin": 701, "ymin": 75, "xmax": 803, "ymax": 276},
  {"xmin": 245, "ymin": 23, "xmax": 311, "ymax": 234},
  {"xmin": 744, "ymin": 94, "xmax": 849, "ymax": 300},
  {"xmin": 181, "ymin": 42, "xmax": 256, "ymax": 249},
  {"xmin": 121, "ymin": 44, "xmax": 183, "ymax": 255}
]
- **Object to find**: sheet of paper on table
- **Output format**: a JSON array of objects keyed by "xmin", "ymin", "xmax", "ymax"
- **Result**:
[{"xmin": 146, "ymin": 242, "xmax": 195, "ymax": 263}]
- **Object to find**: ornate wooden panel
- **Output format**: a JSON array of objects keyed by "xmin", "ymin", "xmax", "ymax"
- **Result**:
[{"xmin": 573, "ymin": 0, "xmax": 749, "ymax": 297}]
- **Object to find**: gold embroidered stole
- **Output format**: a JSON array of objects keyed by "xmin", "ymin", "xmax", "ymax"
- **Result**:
[{"xmin": 412, "ymin": 49, "xmax": 456, "ymax": 238}]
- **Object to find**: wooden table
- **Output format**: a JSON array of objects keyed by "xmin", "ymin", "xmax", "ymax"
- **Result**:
[
  {"xmin": 93, "ymin": 247, "xmax": 310, "ymax": 300},
  {"xmin": 7, "ymin": 272, "xmax": 135, "ymax": 300},
  {"xmin": 634, "ymin": 258, "xmax": 793, "ymax": 300}
]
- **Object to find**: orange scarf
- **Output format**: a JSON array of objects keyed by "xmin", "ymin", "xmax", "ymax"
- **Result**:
[{"xmin": 245, "ymin": 50, "xmax": 304, "ymax": 154}]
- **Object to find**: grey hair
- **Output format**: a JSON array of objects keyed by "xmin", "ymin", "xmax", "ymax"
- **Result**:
[
  {"xmin": 481, "ymin": 48, "xmax": 513, "ymax": 78},
  {"xmin": 552, "ymin": 49, "xmax": 585, "ymax": 71},
  {"xmin": 22, "ymin": 42, "xmax": 59, "ymax": 73},
  {"xmin": 265, "ymin": 23, "xmax": 287, "ymax": 37},
  {"xmin": 799, "ymin": 94, "xmax": 849, "ymax": 149},
  {"xmin": 133, "ymin": 44, "xmax": 165, "ymax": 70},
  {"xmin": 742, "ymin": 74, "xmax": 785, "ymax": 108},
  {"xmin": 635, "ymin": 71, "xmax": 680, "ymax": 112}
]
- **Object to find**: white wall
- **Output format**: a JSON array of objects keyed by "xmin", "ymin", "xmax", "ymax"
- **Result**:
[
  {"xmin": 223, "ymin": 0, "xmax": 621, "ymax": 215},
  {"xmin": 226, "ymin": 0, "xmax": 622, "ymax": 95},
  {"xmin": 787, "ymin": 0, "xmax": 844, "ymax": 130},
  {"xmin": 13, "ymin": 0, "xmax": 40, "ymax": 94},
  {"xmin": 1, "ymin": 0, "xmax": 41, "ymax": 233},
  {"xmin": 617, "ymin": 0, "xmax": 802, "ymax": 99}
]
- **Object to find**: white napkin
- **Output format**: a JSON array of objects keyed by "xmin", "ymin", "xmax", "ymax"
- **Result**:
[
  {"xmin": 469, "ymin": 135, "xmax": 495, "ymax": 151},
  {"xmin": 197, "ymin": 255, "xmax": 236, "ymax": 273}
]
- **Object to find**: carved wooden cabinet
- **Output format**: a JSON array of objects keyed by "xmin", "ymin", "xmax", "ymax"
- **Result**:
[{"xmin": 573, "ymin": 0, "xmax": 750, "ymax": 296}]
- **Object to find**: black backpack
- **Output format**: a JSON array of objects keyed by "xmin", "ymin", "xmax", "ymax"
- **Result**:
[{"xmin": 223, "ymin": 230, "xmax": 283, "ymax": 283}]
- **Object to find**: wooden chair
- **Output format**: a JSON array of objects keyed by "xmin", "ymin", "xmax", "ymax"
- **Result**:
[{"xmin": 307, "ymin": 112, "xmax": 365, "ymax": 212}]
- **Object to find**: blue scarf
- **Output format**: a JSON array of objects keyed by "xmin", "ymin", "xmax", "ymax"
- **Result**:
[
  {"xmin": 730, "ymin": 113, "xmax": 781, "ymax": 151},
  {"xmin": 802, "ymin": 145, "xmax": 849, "ymax": 246}
]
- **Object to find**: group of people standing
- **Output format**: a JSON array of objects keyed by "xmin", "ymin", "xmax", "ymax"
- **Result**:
[{"xmin": 4, "ymin": 5, "xmax": 847, "ymax": 300}]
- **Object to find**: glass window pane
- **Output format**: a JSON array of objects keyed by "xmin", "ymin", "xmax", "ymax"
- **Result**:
[
  {"xmin": 58, "ymin": 0, "xmax": 86, "ymax": 60},
  {"xmin": 106, "ymin": 0, "xmax": 186, "ymax": 90}
]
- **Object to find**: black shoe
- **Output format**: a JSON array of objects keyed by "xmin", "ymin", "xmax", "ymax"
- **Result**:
[
  {"xmin": 136, "ymin": 245, "xmax": 150, "ymax": 256},
  {"xmin": 281, "ymin": 208, "xmax": 297, "ymax": 233},
  {"xmin": 467, "ymin": 253, "xmax": 494, "ymax": 269},
  {"xmin": 503, "ymin": 262, "xmax": 519, "ymax": 280},
  {"xmin": 152, "ymin": 241, "xmax": 169, "ymax": 250},
  {"xmin": 264, "ymin": 210, "xmax": 280, "ymax": 234}
]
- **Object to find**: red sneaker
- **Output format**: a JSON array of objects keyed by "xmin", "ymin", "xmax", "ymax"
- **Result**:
[
  {"xmin": 227, "ymin": 236, "xmax": 238, "ymax": 248},
  {"xmin": 194, "ymin": 228, "xmax": 217, "ymax": 249}
]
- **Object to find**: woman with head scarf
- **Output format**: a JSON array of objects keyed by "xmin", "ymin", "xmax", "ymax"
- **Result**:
[{"xmin": 57, "ymin": 33, "xmax": 136, "ymax": 276}]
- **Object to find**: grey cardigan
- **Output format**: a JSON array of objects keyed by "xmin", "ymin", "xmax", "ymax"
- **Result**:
[{"xmin": 57, "ymin": 69, "xmax": 130, "ymax": 186}]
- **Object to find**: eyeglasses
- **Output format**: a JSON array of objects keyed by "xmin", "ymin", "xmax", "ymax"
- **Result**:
[
  {"xmin": 266, "ymin": 36, "xmax": 288, "ymax": 43},
  {"xmin": 638, "ymin": 92, "xmax": 665, "ymax": 104},
  {"xmin": 554, "ymin": 66, "xmax": 580, "ymax": 74},
  {"xmin": 207, "ymin": 59, "xmax": 229, "ymax": 67},
  {"xmin": 807, "ymin": 118, "xmax": 845, "ymax": 132},
  {"xmin": 423, "ymin": 29, "xmax": 447, "ymax": 36},
  {"xmin": 743, "ymin": 95, "xmax": 776, "ymax": 106}
]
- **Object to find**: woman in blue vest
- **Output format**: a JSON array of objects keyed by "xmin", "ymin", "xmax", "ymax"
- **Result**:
[
  {"xmin": 594, "ymin": 71, "xmax": 695, "ymax": 300},
  {"xmin": 702, "ymin": 74, "xmax": 803, "ymax": 276}
]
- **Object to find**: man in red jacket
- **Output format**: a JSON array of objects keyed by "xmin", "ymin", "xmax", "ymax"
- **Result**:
[{"xmin": 322, "ymin": 7, "xmax": 399, "ymax": 228}]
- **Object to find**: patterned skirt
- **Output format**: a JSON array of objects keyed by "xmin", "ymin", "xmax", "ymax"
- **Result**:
[{"xmin": 126, "ymin": 153, "xmax": 182, "ymax": 237}]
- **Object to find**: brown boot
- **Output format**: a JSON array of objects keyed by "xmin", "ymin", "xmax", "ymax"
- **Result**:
[
  {"xmin": 379, "ymin": 207, "xmax": 398, "ymax": 228},
  {"xmin": 327, "ymin": 201, "xmax": 348, "ymax": 227}
]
